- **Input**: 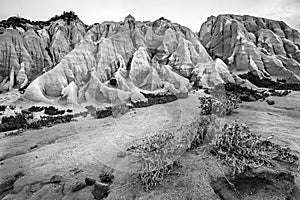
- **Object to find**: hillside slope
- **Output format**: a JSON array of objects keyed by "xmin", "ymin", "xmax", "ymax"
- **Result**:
[
  {"xmin": 1, "ymin": 13, "xmax": 300, "ymax": 105},
  {"xmin": 199, "ymin": 14, "xmax": 300, "ymax": 83},
  {"xmin": 18, "ymin": 14, "xmax": 230, "ymax": 105},
  {"xmin": 0, "ymin": 12, "xmax": 86, "ymax": 91}
]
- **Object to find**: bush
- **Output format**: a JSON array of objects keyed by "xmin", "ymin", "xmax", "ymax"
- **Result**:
[
  {"xmin": 212, "ymin": 121, "xmax": 298, "ymax": 176},
  {"xmin": 0, "ymin": 105, "xmax": 6, "ymax": 111},
  {"xmin": 199, "ymin": 94, "xmax": 239, "ymax": 116},
  {"xmin": 44, "ymin": 106, "xmax": 65, "ymax": 115},
  {"xmin": 127, "ymin": 115, "xmax": 220, "ymax": 191},
  {"xmin": 95, "ymin": 107, "xmax": 112, "ymax": 119},
  {"xmin": 131, "ymin": 93, "xmax": 177, "ymax": 108},
  {"xmin": 0, "ymin": 112, "xmax": 74, "ymax": 133},
  {"xmin": 128, "ymin": 115, "xmax": 299, "ymax": 191}
]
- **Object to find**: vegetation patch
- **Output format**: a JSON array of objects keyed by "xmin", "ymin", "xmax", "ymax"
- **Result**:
[
  {"xmin": 239, "ymin": 72, "xmax": 300, "ymax": 91},
  {"xmin": 0, "ymin": 112, "xmax": 74, "ymax": 133},
  {"xmin": 127, "ymin": 91, "xmax": 298, "ymax": 193},
  {"xmin": 199, "ymin": 95, "xmax": 239, "ymax": 116},
  {"xmin": 131, "ymin": 92, "xmax": 177, "ymax": 108},
  {"xmin": 211, "ymin": 121, "xmax": 298, "ymax": 176},
  {"xmin": 93, "ymin": 103, "xmax": 131, "ymax": 119},
  {"xmin": 127, "ymin": 115, "xmax": 219, "ymax": 191}
]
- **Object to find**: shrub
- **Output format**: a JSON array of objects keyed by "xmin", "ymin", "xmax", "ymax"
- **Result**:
[
  {"xmin": 212, "ymin": 121, "xmax": 298, "ymax": 176},
  {"xmin": 95, "ymin": 107, "xmax": 112, "ymax": 119},
  {"xmin": 199, "ymin": 94, "xmax": 239, "ymax": 116},
  {"xmin": 0, "ymin": 112, "xmax": 74, "ymax": 133},
  {"xmin": 0, "ymin": 105, "xmax": 6, "ymax": 112},
  {"xmin": 131, "ymin": 93, "xmax": 177, "ymax": 108},
  {"xmin": 127, "ymin": 115, "xmax": 220, "ymax": 191}
]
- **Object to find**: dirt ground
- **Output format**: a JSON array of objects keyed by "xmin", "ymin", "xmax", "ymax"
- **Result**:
[{"xmin": 0, "ymin": 91, "xmax": 299, "ymax": 200}]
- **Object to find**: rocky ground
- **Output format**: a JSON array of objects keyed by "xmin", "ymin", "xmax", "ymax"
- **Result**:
[{"xmin": 0, "ymin": 90, "xmax": 299, "ymax": 200}]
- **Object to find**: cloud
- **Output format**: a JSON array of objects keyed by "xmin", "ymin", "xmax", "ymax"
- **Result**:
[{"xmin": 262, "ymin": 0, "xmax": 300, "ymax": 30}]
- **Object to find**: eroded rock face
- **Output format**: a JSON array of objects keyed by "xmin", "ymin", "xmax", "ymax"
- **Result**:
[
  {"xmin": 199, "ymin": 14, "xmax": 300, "ymax": 83},
  {"xmin": 0, "ymin": 12, "xmax": 86, "ymax": 92},
  {"xmin": 7, "ymin": 12, "xmax": 300, "ymax": 106},
  {"xmin": 23, "ymin": 15, "xmax": 212, "ymax": 105}
]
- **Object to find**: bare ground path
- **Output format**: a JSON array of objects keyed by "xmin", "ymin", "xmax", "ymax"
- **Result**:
[{"xmin": 0, "ymin": 91, "xmax": 299, "ymax": 200}]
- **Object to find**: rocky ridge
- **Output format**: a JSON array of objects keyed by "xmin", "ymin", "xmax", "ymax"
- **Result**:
[
  {"xmin": 0, "ymin": 11, "xmax": 86, "ymax": 91},
  {"xmin": 199, "ymin": 14, "xmax": 300, "ymax": 84},
  {"xmin": 21, "ymin": 14, "xmax": 217, "ymax": 105},
  {"xmin": 1, "ymin": 12, "xmax": 300, "ymax": 106}
]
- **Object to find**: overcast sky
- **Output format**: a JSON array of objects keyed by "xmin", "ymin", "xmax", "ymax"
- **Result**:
[{"xmin": 0, "ymin": 0, "xmax": 299, "ymax": 31}]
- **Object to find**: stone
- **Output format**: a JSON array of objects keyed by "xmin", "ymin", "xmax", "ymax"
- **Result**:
[
  {"xmin": 266, "ymin": 99, "xmax": 275, "ymax": 105},
  {"xmin": 71, "ymin": 181, "xmax": 86, "ymax": 192},
  {"xmin": 0, "ymin": 171, "xmax": 24, "ymax": 196},
  {"xmin": 92, "ymin": 182, "xmax": 109, "ymax": 200},
  {"xmin": 99, "ymin": 173, "xmax": 114, "ymax": 184},
  {"xmin": 117, "ymin": 151, "xmax": 126, "ymax": 158},
  {"xmin": 85, "ymin": 178, "xmax": 96, "ymax": 186},
  {"xmin": 49, "ymin": 175, "xmax": 63, "ymax": 183},
  {"xmin": 0, "ymin": 178, "xmax": 15, "ymax": 196}
]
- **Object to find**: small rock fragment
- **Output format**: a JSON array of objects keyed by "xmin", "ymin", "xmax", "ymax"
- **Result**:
[
  {"xmin": 117, "ymin": 151, "xmax": 126, "ymax": 158},
  {"xmin": 71, "ymin": 181, "xmax": 86, "ymax": 192},
  {"xmin": 0, "ymin": 178, "xmax": 15, "ymax": 195},
  {"xmin": 99, "ymin": 173, "xmax": 114, "ymax": 184},
  {"xmin": 266, "ymin": 99, "xmax": 275, "ymax": 105},
  {"xmin": 50, "ymin": 175, "xmax": 63, "ymax": 183},
  {"xmin": 9, "ymin": 105, "xmax": 16, "ymax": 110},
  {"xmin": 92, "ymin": 182, "xmax": 109, "ymax": 200},
  {"xmin": 85, "ymin": 177, "xmax": 96, "ymax": 186},
  {"xmin": 30, "ymin": 144, "xmax": 38, "ymax": 150}
]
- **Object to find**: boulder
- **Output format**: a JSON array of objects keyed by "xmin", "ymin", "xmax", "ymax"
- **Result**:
[{"xmin": 92, "ymin": 182, "xmax": 109, "ymax": 200}]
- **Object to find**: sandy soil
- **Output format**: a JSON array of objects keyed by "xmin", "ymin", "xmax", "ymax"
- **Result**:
[{"xmin": 0, "ymin": 91, "xmax": 299, "ymax": 200}]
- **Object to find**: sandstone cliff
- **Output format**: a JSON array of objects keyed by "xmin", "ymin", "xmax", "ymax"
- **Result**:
[
  {"xmin": 23, "ymin": 15, "xmax": 210, "ymax": 105},
  {"xmin": 3, "ymin": 12, "xmax": 300, "ymax": 106},
  {"xmin": 0, "ymin": 12, "xmax": 86, "ymax": 91},
  {"xmin": 199, "ymin": 14, "xmax": 300, "ymax": 83}
]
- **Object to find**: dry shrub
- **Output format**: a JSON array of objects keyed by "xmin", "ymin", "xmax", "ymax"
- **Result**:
[
  {"xmin": 199, "ymin": 94, "xmax": 239, "ymax": 116},
  {"xmin": 212, "ymin": 121, "xmax": 298, "ymax": 176},
  {"xmin": 128, "ymin": 116, "xmax": 299, "ymax": 191},
  {"xmin": 127, "ymin": 115, "xmax": 220, "ymax": 191}
]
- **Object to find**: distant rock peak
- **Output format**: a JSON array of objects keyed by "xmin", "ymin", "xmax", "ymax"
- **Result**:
[
  {"xmin": 124, "ymin": 14, "xmax": 135, "ymax": 22},
  {"xmin": 199, "ymin": 14, "xmax": 300, "ymax": 83}
]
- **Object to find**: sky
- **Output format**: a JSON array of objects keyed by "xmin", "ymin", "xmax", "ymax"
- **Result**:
[{"xmin": 0, "ymin": 0, "xmax": 300, "ymax": 31}]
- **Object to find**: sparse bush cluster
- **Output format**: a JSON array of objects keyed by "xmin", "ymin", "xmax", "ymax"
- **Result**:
[
  {"xmin": 131, "ymin": 93, "xmax": 177, "ymax": 108},
  {"xmin": 199, "ymin": 94, "xmax": 239, "ymax": 116},
  {"xmin": 0, "ymin": 11, "xmax": 79, "ymax": 30},
  {"xmin": 212, "ymin": 121, "xmax": 298, "ymax": 176},
  {"xmin": 0, "ymin": 109, "xmax": 74, "ymax": 133},
  {"xmin": 128, "ymin": 108, "xmax": 299, "ymax": 191},
  {"xmin": 0, "ymin": 105, "xmax": 6, "ymax": 112},
  {"xmin": 127, "ymin": 115, "xmax": 219, "ymax": 191},
  {"xmin": 239, "ymin": 72, "xmax": 300, "ymax": 91},
  {"xmin": 127, "ymin": 130, "xmax": 176, "ymax": 191},
  {"xmin": 27, "ymin": 115, "xmax": 73, "ymax": 129},
  {"xmin": 93, "ymin": 103, "xmax": 130, "ymax": 119}
]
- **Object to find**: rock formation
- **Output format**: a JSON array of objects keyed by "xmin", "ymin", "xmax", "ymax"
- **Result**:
[
  {"xmin": 199, "ymin": 14, "xmax": 300, "ymax": 83},
  {"xmin": 0, "ymin": 12, "xmax": 86, "ymax": 92},
  {"xmin": 2, "ymin": 12, "xmax": 300, "ymax": 106},
  {"xmin": 22, "ymin": 14, "xmax": 213, "ymax": 106}
]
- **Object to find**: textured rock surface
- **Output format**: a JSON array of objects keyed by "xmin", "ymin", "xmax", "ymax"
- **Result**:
[
  {"xmin": 0, "ymin": 12, "xmax": 86, "ymax": 92},
  {"xmin": 3, "ymin": 12, "xmax": 300, "ymax": 105},
  {"xmin": 199, "ymin": 14, "xmax": 300, "ymax": 83},
  {"xmin": 23, "ymin": 15, "xmax": 212, "ymax": 105},
  {"xmin": 192, "ymin": 58, "xmax": 235, "ymax": 88}
]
